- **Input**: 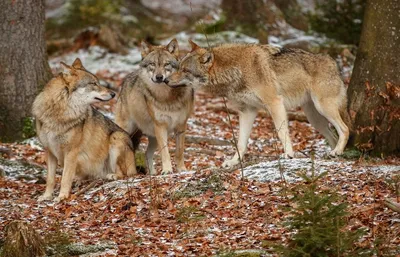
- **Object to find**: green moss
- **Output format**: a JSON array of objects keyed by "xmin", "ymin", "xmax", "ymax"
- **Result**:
[
  {"xmin": 342, "ymin": 148, "xmax": 363, "ymax": 159},
  {"xmin": 43, "ymin": 222, "xmax": 71, "ymax": 256},
  {"xmin": 134, "ymin": 151, "xmax": 146, "ymax": 168},
  {"xmin": 22, "ymin": 117, "xmax": 36, "ymax": 139}
]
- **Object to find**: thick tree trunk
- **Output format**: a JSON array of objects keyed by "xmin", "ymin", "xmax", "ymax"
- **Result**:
[
  {"xmin": 0, "ymin": 0, "xmax": 52, "ymax": 142},
  {"xmin": 348, "ymin": 0, "xmax": 400, "ymax": 155}
]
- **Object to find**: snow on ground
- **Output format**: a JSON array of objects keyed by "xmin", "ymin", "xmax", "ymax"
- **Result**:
[
  {"xmin": 142, "ymin": 0, "xmax": 221, "ymax": 15},
  {"xmin": 244, "ymin": 158, "xmax": 400, "ymax": 183},
  {"xmin": 49, "ymin": 46, "xmax": 142, "ymax": 79},
  {"xmin": 160, "ymin": 31, "xmax": 259, "ymax": 49}
]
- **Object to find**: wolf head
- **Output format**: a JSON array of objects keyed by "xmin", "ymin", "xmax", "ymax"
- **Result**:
[
  {"xmin": 165, "ymin": 40, "xmax": 213, "ymax": 90},
  {"xmin": 139, "ymin": 39, "xmax": 180, "ymax": 85},
  {"xmin": 60, "ymin": 58, "xmax": 115, "ymax": 104}
]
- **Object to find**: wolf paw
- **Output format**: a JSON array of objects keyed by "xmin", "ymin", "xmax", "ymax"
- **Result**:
[
  {"xmin": 148, "ymin": 169, "xmax": 157, "ymax": 176},
  {"xmin": 222, "ymin": 158, "xmax": 239, "ymax": 169},
  {"xmin": 54, "ymin": 194, "xmax": 68, "ymax": 203},
  {"xmin": 281, "ymin": 152, "xmax": 294, "ymax": 159},
  {"xmin": 177, "ymin": 168, "xmax": 187, "ymax": 173},
  {"xmin": 38, "ymin": 194, "xmax": 53, "ymax": 202},
  {"xmin": 106, "ymin": 173, "xmax": 118, "ymax": 181},
  {"xmin": 329, "ymin": 149, "xmax": 343, "ymax": 157},
  {"xmin": 161, "ymin": 169, "xmax": 173, "ymax": 175}
]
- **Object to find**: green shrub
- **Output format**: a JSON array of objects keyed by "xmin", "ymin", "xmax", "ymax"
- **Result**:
[{"xmin": 276, "ymin": 169, "xmax": 366, "ymax": 256}]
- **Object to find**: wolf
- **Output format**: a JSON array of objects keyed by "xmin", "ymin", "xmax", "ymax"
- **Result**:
[
  {"xmin": 32, "ymin": 58, "xmax": 136, "ymax": 202},
  {"xmin": 166, "ymin": 41, "xmax": 351, "ymax": 168},
  {"xmin": 115, "ymin": 39, "xmax": 194, "ymax": 175}
]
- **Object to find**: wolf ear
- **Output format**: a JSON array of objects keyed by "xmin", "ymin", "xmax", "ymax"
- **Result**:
[
  {"xmin": 71, "ymin": 58, "xmax": 84, "ymax": 69},
  {"xmin": 188, "ymin": 39, "xmax": 200, "ymax": 52},
  {"xmin": 200, "ymin": 51, "xmax": 214, "ymax": 69},
  {"xmin": 166, "ymin": 38, "xmax": 179, "ymax": 57},
  {"xmin": 140, "ymin": 41, "xmax": 152, "ymax": 58},
  {"xmin": 60, "ymin": 61, "xmax": 73, "ymax": 76}
]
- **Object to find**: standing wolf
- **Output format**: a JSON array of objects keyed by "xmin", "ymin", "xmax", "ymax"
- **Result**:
[
  {"xmin": 115, "ymin": 39, "xmax": 193, "ymax": 175},
  {"xmin": 166, "ymin": 41, "xmax": 350, "ymax": 168},
  {"xmin": 32, "ymin": 58, "xmax": 136, "ymax": 202}
]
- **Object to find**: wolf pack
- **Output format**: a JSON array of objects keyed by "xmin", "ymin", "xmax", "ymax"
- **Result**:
[{"xmin": 32, "ymin": 39, "xmax": 351, "ymax": 202}]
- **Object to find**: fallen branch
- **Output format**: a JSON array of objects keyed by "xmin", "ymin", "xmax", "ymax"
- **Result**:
[
  {"xmin": 206, "ymin": 104, "xmax": 308, "ymax": 122},
  {"xmin": 74, "ymin": 180, "xmax": 99, "ymax": 198},
  {"xmin": 186, "ymin": 136, "xmax": 231, "ymax": 146},
  {"xmin": 171, "ymin": 147, "xmax": 216, "ymax": 155},
  {"xmin": 384, "ymin": 198, "xmax": 400, "ymax": 213}
]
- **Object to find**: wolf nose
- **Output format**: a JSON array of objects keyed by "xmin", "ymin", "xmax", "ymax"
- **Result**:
[
  {"xmin": 110, "ymin": 92, "xmax": 116, "ymax": 98},
  {"xmin": 155, "ymin": 75, "xmax": 164, "ymax": 82}
]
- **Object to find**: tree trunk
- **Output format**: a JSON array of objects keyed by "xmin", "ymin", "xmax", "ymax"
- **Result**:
[
  {"xmin": 1, "ymin": 221, "xmax": 45, "ymax": 257},
  {"xmin": 0, "ymin": 0, "xmax": 52, "ymax": 142},
  {"xmin": 348, "ymin": 0, "xmax": 400, "ymax": 155}
]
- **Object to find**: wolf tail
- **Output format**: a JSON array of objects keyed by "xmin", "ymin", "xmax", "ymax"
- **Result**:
[
  {"xmin": 339, "ymin": 99, "xmax": 355, "ymax": 147},
  {"xmin": 340, "ymin": 104, "xmax": 353, "ymax": 133}
]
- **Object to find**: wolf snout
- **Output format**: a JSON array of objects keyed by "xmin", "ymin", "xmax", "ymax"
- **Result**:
[
  {"xmin": 155, "ymin": 74, "xmax": 164, "ymax": 83},
  {"xmin": 110, "ymin": 91, "xmax": 116, "ymax": 98}
]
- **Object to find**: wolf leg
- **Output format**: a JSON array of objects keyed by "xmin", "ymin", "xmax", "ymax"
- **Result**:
[
  {"xmin": 146, "ymin": 136, "xmax": 158, "ymax": 175},
  {"xmin": 154, "ymin": 125, "xmax": 173, "ymax": 175},
  {"xmin": 175, "ymin": 126, "xmax": 187, "ymax": 172},
  {"xmin": 38, "ymin": 151, "xmax": 57, "ymax": 201},
  {"xmin": 265, "ymin": 97, "xmax": 294, "ymax": 158},
  {"xmin": 312, "ymin": 97, "xmax": 349, "ymax": 156},
  {"xmin": 55, "ymin": 151, "xmax": 78, "ymax": 203},
  {"xmin": 108, "ymin": 132, "xmax": 137, "ymax": 179},
  {"xmin": 302, "ymin": 101, "xmax": 338, "ymax": 148},
  {"xmin": 222, "ymin": 108, "xmax": 258, "ymax": 168}
]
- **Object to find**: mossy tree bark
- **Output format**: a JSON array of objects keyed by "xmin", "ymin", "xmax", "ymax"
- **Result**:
[
  {"xmin": 1, "ymin": 221, "xmax": 45, "ymax": 257},
  {"xmin": 348, "ymin": 0, "xmax": 400, "ymax": 155},
  {"xmin": 0, "ymin": 0, "xmax": 52, "ymax": 142}
]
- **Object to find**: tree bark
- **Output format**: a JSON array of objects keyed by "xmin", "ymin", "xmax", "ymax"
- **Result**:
[
  {"xmin": 0, "ymin": 0, "xmax": 52, "ymax": 142},
  {"xmin": 1, "ymin": 221, "xmax": 45, "ymax": 257},
  {"xmin": 348, "ymin": 0, "xmax": 400, "ymax": 155}
]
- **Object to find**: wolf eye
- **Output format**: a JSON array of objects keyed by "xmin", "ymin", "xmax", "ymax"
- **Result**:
[
  {"xmin": 148, "ymin": 63, "xmax": 155, "ymax": 67},
  {"xmin": 164, "ymin": 63, "xmax": 171, "ymax": 67}
]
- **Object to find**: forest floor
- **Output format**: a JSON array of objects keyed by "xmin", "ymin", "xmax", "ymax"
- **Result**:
[
  {"xmin": 1, "ymin": 44, "xmax": 400, "ymax": 256},
  {"xmin": 1, "ymin": 86, "xmax": 400, "ymax": 256}
]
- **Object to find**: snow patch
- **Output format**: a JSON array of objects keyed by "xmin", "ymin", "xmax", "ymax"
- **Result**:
[
  {"xmin": 160, "ymin": 31, "xmax": 259, "ymax": 50},
  {"xmin": 244, "ymin": 158, "xmax": 400, "ymax": 183},
  {"xmin": 49, "ymin": 46, "xmax": 142, "ymax": 78}
]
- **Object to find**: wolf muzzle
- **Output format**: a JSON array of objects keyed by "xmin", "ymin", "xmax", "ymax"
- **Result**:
[{"xmin": 164, "ymin": 79, "xmax": 187, "ymax": 88}]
